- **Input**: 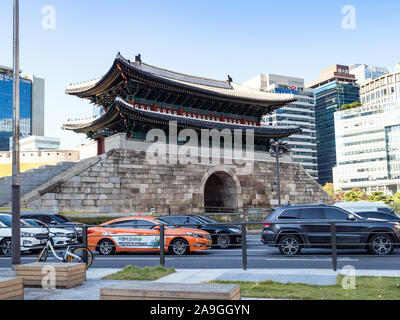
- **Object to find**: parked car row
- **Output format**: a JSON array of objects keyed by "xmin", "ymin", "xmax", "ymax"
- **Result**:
[
  {"xmin": 86, "ymin": 215, "xmax": 243, "ymax": 256},
  {"xmin": 2, "ymin": 201, "xmax": 399, "ymax": 257},
  {"xmin": 0, "ymin": 212, "xmax": 242, "ymax": 257},
  {"xmin": 0, "ymin": 213, "xmax": 79, "ymax": 256}
]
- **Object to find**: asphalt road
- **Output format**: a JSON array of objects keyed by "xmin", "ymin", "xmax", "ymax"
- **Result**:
[{"xmin": 1, "ymin": 235, "xmax": 400, "ymax": 270}]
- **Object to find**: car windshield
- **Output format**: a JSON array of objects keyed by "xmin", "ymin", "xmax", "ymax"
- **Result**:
[
  {"xmin": 198, "ymin": 216, "xmax": 217, "ymax": 224},
  {"xmin": 0, "ymin": 215, "xmax": 12, "ymax": 227},
  {"xmin": 53, "ymin": 215, "xmax": 72, "ymax": 223},
  {"xmin": 155, "ymin": 218, "xmax": 178, "ymax": 228},
  {"xmin": 24, "ymin": 219, "xmax": 48, "ymax": 227},
  {"xmin": 20, "ymin": 220, "xmax": 32, "ymax": 227}
]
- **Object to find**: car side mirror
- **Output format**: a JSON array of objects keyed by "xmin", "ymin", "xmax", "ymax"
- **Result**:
[
  {"xmin": 347, "ymin": 214, "xmax": 356, "ymax": 221},
  {"xmin": 153, "ymin": 225, "xmax": 161, "ymax": 230}
]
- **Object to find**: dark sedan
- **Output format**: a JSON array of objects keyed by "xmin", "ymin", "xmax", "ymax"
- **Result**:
[{"xmin": 160, "ymin": 215, "xmax": 241, "ymax": 248}]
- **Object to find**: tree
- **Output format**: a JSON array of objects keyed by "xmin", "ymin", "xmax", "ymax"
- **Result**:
[
  {"xmin": 323, "ymin": 183, "xmax": 334, "ymax": 198},
  {"xmin": 368, "ymin": 191, "xmax": 391, "ymax": 204},
  {"xmin": 342, "ymin": 188, "xmax": 368, "ymax": 202},
  {"xmin": 341, "ymin": 101, "xmax": 361, "ymax": 110},
  {"xmin": 334, "ymin": 190, "xmax": 345, "ymax": 202},
  {"xmin": 392, "ymin": 193, "xmax": 400, "ymax": 204}
]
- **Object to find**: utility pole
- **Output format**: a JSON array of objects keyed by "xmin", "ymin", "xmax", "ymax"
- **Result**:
[
  {"xmin": 11, "ymin": 0, "xmax": 21, "ymax": 267},
  {"xmin": 269, "ymin": 138, "xmax": 290, "ymax": 207},
  {"xmin": 274, "ymin": 143, "xmax": 281, "ymax": 206}
]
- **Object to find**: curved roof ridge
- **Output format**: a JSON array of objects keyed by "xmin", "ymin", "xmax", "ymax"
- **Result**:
[
  {"xmin": 65, "ymin": 53, "xmax": 295, "ymax": 107},
  {"xmin": 117, "ymin": 54, "xmax": 232, "ymax": 89}
]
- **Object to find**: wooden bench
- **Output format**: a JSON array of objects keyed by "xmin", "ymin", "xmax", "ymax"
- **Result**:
[
  {"xmin": 14, "ymin": 262, "xmax": 86, "ymax": 289},
  {"xmin": 100, "ymin": 281, "xmax": 241, "ymax": 300},
  {"xmin": 0, "ymin": 277, "xmax": 24, "ymax": 300}
]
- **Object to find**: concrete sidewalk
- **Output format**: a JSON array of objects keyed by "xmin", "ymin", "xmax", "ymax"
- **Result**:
[{"xmin": 1, "ymin": 267, "xmax": 400, "ymax": 300}]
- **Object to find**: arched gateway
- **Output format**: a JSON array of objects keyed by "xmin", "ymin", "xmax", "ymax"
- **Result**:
[{"xmin": 200, "ymin": 166, "xmax": 243, "ymax": 212}]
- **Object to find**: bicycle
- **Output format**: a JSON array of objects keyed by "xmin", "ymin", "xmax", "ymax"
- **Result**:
[{"xmin": 36, "ymin": 238, "xmax": 94, "ymax": 269}]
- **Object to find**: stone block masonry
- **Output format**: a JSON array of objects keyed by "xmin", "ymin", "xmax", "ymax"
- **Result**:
[{"xmin": 25, "ymin": 149, "xmax": 332, "ymax": 213}]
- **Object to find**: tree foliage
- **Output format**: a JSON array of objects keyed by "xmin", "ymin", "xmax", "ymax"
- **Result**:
[
  {"xmin": 323, "ymin": 183, "xmax": 335, "ymax": 198},
  {"xmin": 341, "ymin": 101, "xmax": 362, "ymax": 110},
  {"xmin": 392, "ymin": 193, "xmax": 400, "ymax": 204},
  {"xmin": 366, "ymin": 191, "xmax": 391, "ymax": 204},
  {"xmin": 342, "ymin": 188, "xmax": 368, "ymax": 202}
]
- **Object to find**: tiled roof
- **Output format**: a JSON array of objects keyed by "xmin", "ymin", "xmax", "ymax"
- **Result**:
[
  {"xmin": 63, "ymin": 97, "xmax": 301, "ymax": 137},
  {"xmin": 66, "ymin": 53, "xmax": 295, "ymax": 105}
]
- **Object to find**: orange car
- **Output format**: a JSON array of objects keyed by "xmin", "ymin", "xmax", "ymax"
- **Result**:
[{"xmin": 87, "ymin": 216, "xmax": 212, "ymax": 255}]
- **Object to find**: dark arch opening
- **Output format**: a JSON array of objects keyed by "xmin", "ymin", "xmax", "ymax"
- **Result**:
[{"xmin": 204, "ymin": 171, "xmax": 238, "ymax": 213}]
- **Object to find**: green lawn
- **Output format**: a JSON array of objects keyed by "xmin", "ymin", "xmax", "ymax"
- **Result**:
[
  {"xmin": 212, "ymin": 276, "xmax": 400, "ymax": 300},
  {"xmin": 102, "ymin": 265, "xmax": 175, "ymax": 281}
]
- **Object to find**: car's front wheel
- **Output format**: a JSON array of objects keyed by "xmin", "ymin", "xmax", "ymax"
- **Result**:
[
  {"xmin": 97, "ymin": 239, "xmax": 116, "ymax": 255},
  {"xmin": 169, "ymin": 238, "xmax": 189, "ymax": 255},
  {"xmin": 369, "ymin": 234, "xmax": 394, "ymax": 255},
  {"xmin": 216, "ymin": 234, "xmax": 231, "ymax": 249},
  {"xmin": 0, "ymin": 238, "xmax": 11, "ymax": 256},
  {"xmin": 278, "ymin": 234, "xmax": 301, "ymax": 255}
]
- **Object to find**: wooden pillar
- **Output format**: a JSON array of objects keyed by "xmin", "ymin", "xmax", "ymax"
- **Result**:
[{"xmin": 97, "ymin": 138, "xmax": 105, "ymax": 155}]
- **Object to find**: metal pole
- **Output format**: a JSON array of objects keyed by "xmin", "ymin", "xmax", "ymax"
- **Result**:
[
  {"xmin": 330, "ymin": 222, "xmax": 337, "ymax": 272},
  {"xmin": 275, "ymin": 145, "xmax": 281, "ymax": 206},
  {"xmin": 11, "ymin": 0, "xmax": 21, "ymax": 267},
  {"xmin": 82, "ymin": 225, "xmax": 88, "ymax": 264},
  {"xmin": 241, "ymin": 223, "xmax": 247, "ymax": 270},
  {"xmin": 160, "ymin": 225, "xmax": 165, "ymax": 267}
]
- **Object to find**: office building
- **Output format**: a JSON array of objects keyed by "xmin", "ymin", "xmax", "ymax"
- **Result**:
[
  {"xmin": 333, "ymin": 70, "xmax": 400, "ymax": 195},
  {"xmin": 306, "ymin": 65, "xmax": 359, "ymax": 185},
  {"xmin": 243, "ymin": 74, "xmax": 318, "ymax": 178},
  {"xmin": 0, "ymin": 66, "xmax": 45, "ymax": 151},
  {"xmin": 13, "ymin": 135, "xmax": 61, "ymax": 151},
  {"xmin": 349, "ymin": 64, "xmax": 389, "ymax": 84}
]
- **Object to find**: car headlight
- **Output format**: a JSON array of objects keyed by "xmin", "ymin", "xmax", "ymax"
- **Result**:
[
  {"xmin": 21, "ymin": 232, "xmax": 36, "ymax": 237},
  {"xmin": 228, "ymin": 228, "xmax": 241, "ymax": 234},
  {"xmin": 50, "ymin": 232, "xmax": 66, "ymax": 237},
  {"xmin": 186, "ymin": 232, "xmax": 203, "ymax": 238}
]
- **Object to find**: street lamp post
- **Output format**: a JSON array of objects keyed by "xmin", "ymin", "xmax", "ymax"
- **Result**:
[
  {"xmin": 269, "ymin": 138, "xmax": 290, "ymax": 207},
  {"xmin": 11, "ymin": 0, "xmax": 21, "ymax": 267}
]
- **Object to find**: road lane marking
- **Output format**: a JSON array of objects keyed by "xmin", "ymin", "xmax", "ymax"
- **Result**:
[{"xmin": 265, "ymin": 258, "xmax": 359, "ymax": 261}]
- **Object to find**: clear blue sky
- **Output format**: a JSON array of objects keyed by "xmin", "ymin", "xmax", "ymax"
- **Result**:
[{"xmin": 0, "ymin": 0, "xmax": 399, "ymax": 148}]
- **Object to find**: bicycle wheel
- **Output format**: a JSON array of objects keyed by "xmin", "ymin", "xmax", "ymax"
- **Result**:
[
  {"xmin": 68, "ymin": 247, "xmax": 94, "ymax": 269},
  {"xmin": 36, "ymin": 248, "xmax": 48, "ymax": 263}
]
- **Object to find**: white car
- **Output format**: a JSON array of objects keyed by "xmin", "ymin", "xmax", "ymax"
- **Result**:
[
  {"xmin": 22, "ymin": 219, "xmax": 78, "ymax": 248},
  {"xmin": 0, "ymin": 214, "xmax": 49, "ymax": 256},
  {"xmin": 334, "ymin": 201, "xmax": 397, "ymax": 216}
]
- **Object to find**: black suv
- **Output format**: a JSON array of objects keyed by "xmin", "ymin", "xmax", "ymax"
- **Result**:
[
  {"xmin": 21, "ymin": 213, "xmax": 84, "ymax": 242},
  {"xmin": 160, "ymin": 215, "xmax": 241, "ymax": 248},
  {"xmin": 262, "ymin": 204, "xmax": 400, "ymax": 256}
]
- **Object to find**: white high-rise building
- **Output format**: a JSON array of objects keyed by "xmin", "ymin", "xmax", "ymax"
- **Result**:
[
  {"xmin": 349, "ymin": 64, "xmax": 389, "ymax": 84},
  {"xmin": 333, "ymin": 70, "xmax": 400, "ymax": 195},
  {"xmin": 243, "ymin": 74, "xmax": 317, "ymax": 178}
]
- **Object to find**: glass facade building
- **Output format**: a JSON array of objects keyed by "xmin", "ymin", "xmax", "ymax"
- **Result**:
[
  {"xmin": 306, "ymin": 65, "xmax": 359, "ymax": 185},
  {"xmin": 349, "ymin": 64, "xmax": 390, "ymax": 84},
  {"xmin": 0, "ymin": 67, "xmax": 44, "ymax": 151},
  {"xmin": 333, "ymin": 71, "xmax": 400, "ymax": 195},
  {"xmin": 243, "ymin": 74, "xmax": 318, "ymax": 178}
]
